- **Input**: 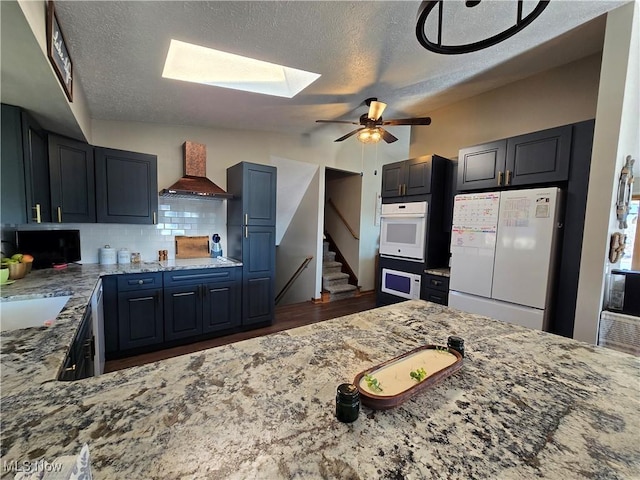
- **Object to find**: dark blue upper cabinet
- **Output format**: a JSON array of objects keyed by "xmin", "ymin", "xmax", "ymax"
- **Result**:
[
  {"xmin": 458, "ymin": 140, "xmax": 507, "ymax": 191},
  {"xmin": 227, "ymin": 162, "xmax": 277, "ymax": 226},
  {"xmin": 1, "ymin": 104, "xmax": 50, "ymax": 224},
  {"xmin": 458, "ymin": 124, "xmax": 573, "ymax": 192},
  {"xmin": 48, "ymin": 134, "xmax": 96, "ymax": 223},
  {"xmin": 506, "ymin": 125, "xmax": 572, "ymax": 186},
  {"xmin": 94, "ymin": 147, "xmax": 158, "ymax": 224},
  {"xmin": 1, "ymin": 104, "xmax": 27, "ymax": 225}
]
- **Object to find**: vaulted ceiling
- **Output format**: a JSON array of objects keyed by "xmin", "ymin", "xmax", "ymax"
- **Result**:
[{"xmin": 1, "ymin": 1, "xmax": 629, "ymax": 141}]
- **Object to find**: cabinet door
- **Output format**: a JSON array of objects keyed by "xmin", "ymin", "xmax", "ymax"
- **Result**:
[
  {"xmin": 118, "ymin": 288, "xmax": 163, "ymax": 350},
  {"xmin": 381, "ymin": 161, "xmax": 405, "ymax": 198},
  {"xmin": 49, "ymin": 134, "xmax": 96, "ymax": 223},
  {"xmin": 244, "ymin": 163, "xmax": 277, "ymax": 225},
  {"xmin": 95, "ymin": 147, "xmax": 158, "ymax": 224},
  {"xmin": 506, "ymin": 125, "xmax": 572, "ymax": 186},
  {"xmin": 202, "ymin": 280, "xmax": 240, "ymax": 333},
  {"xmin": 164, "ymin": 285, "xmax": 203, "ymax": 341},
  {"xmin": 1, "ymin": 104, "xmax": 27, "ymax": 224},
  {"xmin": 405, "ymin": 156, "xmax": 432, "ymax": 196},
  {"xmin": 22, "ymin": 111, "xmax": 51, "ymax": 223},
  {"xmin": 458, "ymin": 140, "xmax": 506, "ymax": 191},
  {"xmin": 243, "ymin": 226, "xmax": 275, "ymax": 326}
]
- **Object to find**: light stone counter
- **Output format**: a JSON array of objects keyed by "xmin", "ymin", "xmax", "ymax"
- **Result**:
[
  {"xmin": 1, "ymin": 296, "xmax": 639, "ymax": 479},
  {"xmin": 0, "ymin": 258, "xmax": 242, "ymax": 395}
]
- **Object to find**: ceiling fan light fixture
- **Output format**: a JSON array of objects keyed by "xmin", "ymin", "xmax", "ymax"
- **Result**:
[
  {"xmin": 358, "ymin": 128, "xmax": 382, "ymax": 144},
  {"xmin": 368, "ymin": 101, "xmax": 387, "ymax": 121}
]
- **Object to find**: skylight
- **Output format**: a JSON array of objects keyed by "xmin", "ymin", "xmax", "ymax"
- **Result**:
[{"xmin": 162, "ymin": 39, "xmax": 320, "ymax": 98}]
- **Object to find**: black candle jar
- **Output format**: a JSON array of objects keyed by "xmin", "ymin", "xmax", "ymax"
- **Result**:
[
  {"xmin": 335, "ymin": 383, "xmax": 360, "ymax": 423},
  {"xmin": 448, "ymin": 335, "xmax": 465, "ymax": 357}
]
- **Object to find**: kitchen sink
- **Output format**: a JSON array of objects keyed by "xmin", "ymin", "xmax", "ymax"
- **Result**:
[{"xmin": 0, "ymin": 296, "xmax": 72, "ymax": 332}]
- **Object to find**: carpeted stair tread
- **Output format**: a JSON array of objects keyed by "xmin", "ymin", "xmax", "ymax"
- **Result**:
[{"xmin": 324, "ymin": 283, "xmax": 358, "ymax": 294}]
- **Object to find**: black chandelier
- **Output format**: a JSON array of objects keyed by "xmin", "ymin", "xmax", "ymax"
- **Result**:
[{"xmin": 416, "ymin": 0, "xmax": 550, "ymax": 55}]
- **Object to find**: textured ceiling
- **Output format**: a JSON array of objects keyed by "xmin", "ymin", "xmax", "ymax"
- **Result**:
[{"xmin": 2, "ymin": 1, "xmax": 630, "ymax": 139}]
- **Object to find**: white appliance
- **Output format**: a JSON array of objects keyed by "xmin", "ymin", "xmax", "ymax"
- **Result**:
[
  {"xmin": 379, "ymin": 202, "xmax": 428, "ymax": 261},
  {"xmin": 448, "ymin": 187, "xmax": 562, "ymax": 331},
  {"xmin": 91, "ymin": 279, "xmax": 105, "ymax": 375},
  {"xmin": 381, "ymin": 268, "xmax": 421, "ymax": 300}
]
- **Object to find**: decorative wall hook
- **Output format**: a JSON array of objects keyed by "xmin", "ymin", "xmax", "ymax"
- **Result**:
[{"xmin": 616, "ymin": 155, "xmax": 635, "ymax": 229}]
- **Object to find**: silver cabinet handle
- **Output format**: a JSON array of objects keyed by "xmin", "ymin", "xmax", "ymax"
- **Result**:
[
  {"xmin": 505, "ymin": 170, "xmax": 511, "ymax": 186},
  {"xmin": 57, "ymin": 206, "xmax": 62, "ymax": 223},
  {"xmin": 153, "ymin": 212, "xmax": 157, "ymax": 224},
  {"xmin": 244, "ymin": 226, "xmax": 248, "ymax": 238},
  {"xmin": 497, "ymin": 171, "xmax": 503, "ymax": 186},
  {"xmin": 244, "ymin": 213, "xmax": 248, "ymax": 225},
  {"xmin": 32, "ymin": 204, "xmax": 41, "ymax": 223}
]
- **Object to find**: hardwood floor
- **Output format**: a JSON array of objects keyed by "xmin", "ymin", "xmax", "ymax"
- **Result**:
[{"xmin": 104, "ymin": 292, "xmax": 377, "ymax": 373}]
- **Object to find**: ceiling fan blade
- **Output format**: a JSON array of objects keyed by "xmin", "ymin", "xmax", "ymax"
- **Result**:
[
  {"xmin": 368, "ymin": 101, "xmax": 387, "ymax": 121},
  {"xmin": 382, "ymin": 117, "xmax": 432, "ymax": 126},
  {"xmin": 379, "ymin": 128, "xmax": 398, "ymax": 144},
  {"xmin": 316, "ymin": 119, "xmax": 360, "ymax": 125},
  {"xmin": 335, "ymin": 128, "xmax": 365, "ymax": 142}
]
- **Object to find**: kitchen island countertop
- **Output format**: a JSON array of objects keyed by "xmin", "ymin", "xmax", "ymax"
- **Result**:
[
  {"xmin": 0, "ymin": 258, "xmax": 242, "ymax": 394},
  {"xmin": 1, "ymin": 298, "xmax": 639, "ymax": 479}
]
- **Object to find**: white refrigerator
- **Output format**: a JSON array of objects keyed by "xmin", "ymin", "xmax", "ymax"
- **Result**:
[{"xmin": 448, "ymin": 187, "xmax": 562, "ymax": 331}]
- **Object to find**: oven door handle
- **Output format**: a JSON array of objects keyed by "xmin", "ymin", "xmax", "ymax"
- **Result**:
[{"xmin": 380, "ymin": 213, "xmax": 426, "ymax": 219}]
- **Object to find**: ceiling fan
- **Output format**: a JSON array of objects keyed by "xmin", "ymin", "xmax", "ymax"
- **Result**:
[{"xmin": 316, "ymin": 97, "xmax": 431, "ymax": 144}]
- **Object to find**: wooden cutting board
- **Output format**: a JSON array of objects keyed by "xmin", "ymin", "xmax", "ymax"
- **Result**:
[{"xmin": 175, "ymin": 236, "xmax": 210, "ymax": 259}]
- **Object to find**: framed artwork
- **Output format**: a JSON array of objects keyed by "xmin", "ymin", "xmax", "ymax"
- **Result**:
[{"xmin": 47, "ymin": 1, "xmax": 73, "ymax": 102}]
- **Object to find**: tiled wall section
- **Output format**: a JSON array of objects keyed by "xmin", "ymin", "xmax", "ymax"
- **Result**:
[{"xmin": 2, "ymin": 197, "xmax": 227, "ymax": 264}]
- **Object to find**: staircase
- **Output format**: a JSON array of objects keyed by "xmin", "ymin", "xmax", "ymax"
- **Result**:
[{"xmin": 322, "ymin": 241, "xmax": 358, "ymax": 302}]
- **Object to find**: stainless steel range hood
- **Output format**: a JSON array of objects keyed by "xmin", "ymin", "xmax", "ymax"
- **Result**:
[{"xmin": 160, "ymin": 141, "xmax": 232, "ymax": 199}]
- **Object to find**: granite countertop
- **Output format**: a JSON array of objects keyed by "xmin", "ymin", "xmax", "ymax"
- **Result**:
[
  {"xmin": 0, "ymin": 257, "xmax": 242, "ymax": 394},
  {"xmin": 1, "ymin": 298, "xmax": 639, "ymax": 479}
]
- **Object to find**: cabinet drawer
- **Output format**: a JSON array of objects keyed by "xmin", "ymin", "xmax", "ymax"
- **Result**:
[
  {"xmin": 423, "ymin": 274, "xmax": 449, "ymax": 292},
  {"xmin": 163, "ymin": 267, "xmax": 237, "ymax": 286},
  {"xmin": 422, "ymin": 288, "xmax": 448, "ymax": 306},
  {"xmin": 117, "ymin": 272, "xmax": 162, "ymax": 291}
]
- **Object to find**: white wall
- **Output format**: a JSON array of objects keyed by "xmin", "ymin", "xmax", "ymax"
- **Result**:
[
  {"xmin": 574, "ymin": 1, "xmax": 639, "ymax": 343},
  {"xmin": 410, "ymin": 54, "xmax": 601, "ymax": 159},
  {"xmin": 276, "ymin": 170, "xmax": 320, "ymax": 305}
]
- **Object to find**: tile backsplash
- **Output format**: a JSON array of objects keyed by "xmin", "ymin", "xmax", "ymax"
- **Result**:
[{"xmin": 1, "ymin": 197, "xmax": 226, "ymax": 264}]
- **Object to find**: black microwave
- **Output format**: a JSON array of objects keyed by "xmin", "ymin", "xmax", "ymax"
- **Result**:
[
  {"xmin": 609, "ymin": 269, "xmax": 640, "ymax": 316},
  {"xmin": 16, "ymin": 230, "xmax": 81, "ymax": 269}
]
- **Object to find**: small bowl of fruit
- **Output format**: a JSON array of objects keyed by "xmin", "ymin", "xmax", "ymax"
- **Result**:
[{"xmin": 1, "ymin": 254, "xmax": 34, "ymax": 280}]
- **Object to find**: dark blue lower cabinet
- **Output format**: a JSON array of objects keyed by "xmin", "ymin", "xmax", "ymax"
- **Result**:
[
  {"xmin": 203, "ymin": 280, "xmax": 240, "ymax": 333},
  {"xmin": 164, "ymin": 285, "xmax": 203, "ymax": 341},
  {"xmin": 242, "ymin": 226, "xmax": 275, "ymax": 326},
  {"xmin": 105, "ymin": 269, "xmax": 242, "ymax": 359},
  {"xmin": 117, "ymin": 288, "xmax": 163, "ymax": 350}
]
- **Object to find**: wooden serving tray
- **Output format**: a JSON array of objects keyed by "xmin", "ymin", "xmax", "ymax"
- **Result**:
[
  {"xmin": 175, "ymin": 236, "xmax": 210, "ymax": 259},
  {"xmin": 353, "ymin": 345, "xmax": 463, "ymax": 410}
]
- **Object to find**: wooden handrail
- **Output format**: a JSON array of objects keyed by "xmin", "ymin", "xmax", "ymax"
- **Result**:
[
  {"xmin": 276, "ymin": 256, "xmax": 314, "ymax": 305},
  {"xmin": 326, "ymin": 198, "xmax": 359, "ymax": 240}
]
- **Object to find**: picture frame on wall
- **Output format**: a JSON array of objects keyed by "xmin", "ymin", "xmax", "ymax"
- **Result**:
[{"xmin": 46, "ymin": 1, "xmax": 73, "ymax": 102}]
